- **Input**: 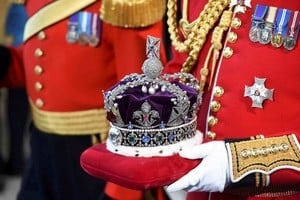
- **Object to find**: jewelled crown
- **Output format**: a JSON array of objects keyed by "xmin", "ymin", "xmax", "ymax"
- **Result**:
[{"xmin": 104, "ymin": 36, "xmax": 202, "ymax": 157}]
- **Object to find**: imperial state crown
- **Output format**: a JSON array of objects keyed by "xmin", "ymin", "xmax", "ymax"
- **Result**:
[{"xmin": 80, "ymin": 36, "xmax": 203, "ymax": 189}]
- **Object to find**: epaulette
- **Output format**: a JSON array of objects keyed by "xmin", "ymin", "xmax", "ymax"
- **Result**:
[
  {"xmin": 11, "ymin": 0, "xmax": 25, "ymax": 4},
  {"xmin": 100, "ymin": 0, "xmax": 166, "ymax": 28}
]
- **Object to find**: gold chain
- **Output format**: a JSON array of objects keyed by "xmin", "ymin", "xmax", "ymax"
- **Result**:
[{"xmin": 167, "ymin": 0, "xmax": 231, "ymax": 73}]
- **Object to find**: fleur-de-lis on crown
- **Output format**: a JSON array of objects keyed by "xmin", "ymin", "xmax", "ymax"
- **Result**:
[{"xmin": 132, "ymin": 101, "xmax": 160, "ymax": 127}]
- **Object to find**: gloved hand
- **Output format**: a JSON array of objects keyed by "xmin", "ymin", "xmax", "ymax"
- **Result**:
[{"xmin": 166, "ymin": 141, "xmax": 229, "ymax": 193}]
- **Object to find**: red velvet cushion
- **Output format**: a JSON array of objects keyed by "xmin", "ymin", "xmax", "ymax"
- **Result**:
[{"xmin": 80, "ymin": 144, "xmax": 201, "ymax": 190}]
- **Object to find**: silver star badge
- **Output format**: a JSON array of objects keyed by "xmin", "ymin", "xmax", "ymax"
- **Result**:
[
  {"xmin": 244, "ymin": 77, "xmax": 274, "ymax": 109},
  {"xmin": 230, "ymin": 0, "xmax": 252, "ymax": 13}
]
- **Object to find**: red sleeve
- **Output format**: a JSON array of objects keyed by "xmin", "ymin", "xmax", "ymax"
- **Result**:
[
  {"xmin": 0, "ymin": 45, "xmax": 26, "ymax": 88},
  {"xmin": 270, "ymin": 134, "xmax": 300, "ymax": 185}
]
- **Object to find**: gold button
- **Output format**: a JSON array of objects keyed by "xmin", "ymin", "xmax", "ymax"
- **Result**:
[
  {"xmin": 34, "ymin": 65, "xmax": 43, "ymax": 75},
  {"xmin": 35, "ymin": 82, "xmax": 43, "ymax": 91},
  {"xmin": 210, "ymin": 101, "xmax": 221, "ymax": 112},
  {"xmin": 38, "ymin": 31, "xmax": 46, "ymax": 40},
  {"xmin": 34, "ymin": 48, "xmax": 43, "ymax": 58},
  {"xmin": 231, "ymin": 17, "xmax": 242, "ymax": 29},
  {"xmin": 223, "ymin": 46, "xmax": 233, "ymax": 58},
  {"xmin": 227, "ymin": 32, "xmax": 238, "ymax": 43},
  {"xmin": 35, "ymin": 98, "xmax": 44, "ymax": 108},
  {"xmin": 207, "ymin": 131, "xmax": 216, "ymax": 140},
  {"xmin": 214, "ymin": 86, "xmax": 224, "ymax": 97},
  {"xmin": 208, "ymin": 116, "xmax": 218, "ymax": 127}
]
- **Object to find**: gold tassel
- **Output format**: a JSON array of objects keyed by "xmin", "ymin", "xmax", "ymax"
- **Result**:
[{"xmin": 100, "ymin": 0, "xmax": 166, "ymax": 28}]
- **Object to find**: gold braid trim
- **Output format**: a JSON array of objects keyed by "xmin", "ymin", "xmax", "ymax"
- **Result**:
[
  {"xmin": 30, "ymin": 99, "xmax": 109, "ymax": 141},
  {"xmin": 227, "ymin": 134, "xmax": 300, "ymax": 183},
  {"xmin": 166, "ymin": 0, "xmax": 231, "ymax": 73},
  {"xmin": 11, "ymin": 0, "xmax": 25, "ymax": 4},
  {"xmin": 0, "ymin": 0, "xmax": 13, "ymax": 45},
  {"xmin": 100, "ymin": 0, "xmax": 166, "ymax": 28}
]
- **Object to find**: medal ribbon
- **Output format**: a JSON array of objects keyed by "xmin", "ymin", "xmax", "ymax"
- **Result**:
[
  {"xmin": 287, "ymin": 11, "xmax": 300, "ymax": 38},
  {"xmin": 265, "ymin": 6, "xmax": 277, "ymax": 24},
  {"xmin": 274, "ymin": 8, "xmax": 291, "ymax": 37},
  {"xmin": 79, "ymin": 11, "xmax": 91, "ymax": 35},
  {"xmin": 86, "ymin": 12, "xmax": 92, "ymax": 36},
  {"xmin": 70, "ymin": 13, "xmax": 79, "ymax": 25},
  {"xmin": 66, "ymin": 13, "xmax": 80, "ymax": 44},
  {"xmin": 252, "ymin": 4, "xmax": 268, "ymax": 22},
  {"xmin": 89, "ymin": 13, "xmax": 101, "ymax": 46},
  {"xmin": 91, "ymin": 13, "xmax": 100, "ymax": 38}
]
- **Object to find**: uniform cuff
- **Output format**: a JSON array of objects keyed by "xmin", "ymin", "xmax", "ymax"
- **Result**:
[{"xmin": 224, "ymin": 134, "xmax": 300, "ymax": 195}]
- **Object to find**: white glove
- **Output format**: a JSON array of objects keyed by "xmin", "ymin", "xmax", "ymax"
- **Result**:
[{"xmin": 166, "ymin": 141, "xmax": 229, "ymax": 193}]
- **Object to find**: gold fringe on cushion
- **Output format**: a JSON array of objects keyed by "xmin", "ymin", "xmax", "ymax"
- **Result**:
[{"xmin": 100, "ymin": 0, "xmax": 166, "ymax": 28}]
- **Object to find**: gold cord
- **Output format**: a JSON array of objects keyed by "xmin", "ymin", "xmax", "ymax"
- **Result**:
[
  {"xmin": 206, "ymin": 8, "xmax": 233, "ymax": 90},
  {"xmin": 167, "ymin": 0, "xmax": 232, "ymax": 91}
]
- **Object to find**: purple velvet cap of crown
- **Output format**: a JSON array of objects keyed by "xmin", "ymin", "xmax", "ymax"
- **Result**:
[{"xmin": 105, "ymin": 80, "xmax": 199, "ymax": 128}]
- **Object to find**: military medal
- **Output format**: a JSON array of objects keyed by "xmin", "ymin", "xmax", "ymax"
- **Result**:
[
  {"xmin": 66, "ymin": 13, "xmax": 79, "ymax": 43},
  {"xmin": 78, "ymin": 12, "xmax": 91, "ymax": 45},
  {"xmin": 66, "ymin": 11, "xmax": 101, "ymax": 47},
  {"xmin": 259, "ymin": 6, "xmax": 277, "ymax": 45},
  {"xmin": 78, "ymin": 32, "xmax": 90, "ymax": 45},
  {"xmin": 271, "ymin": 8, "xmax": 291, "ymax": 48},
  {"xmin": 89, "ymin": 13, "xmax": 101, "ymax": 47},
  {"xmin": 284, "ymin": 11, "xmax": 300, "ymax": 50},
  {"xmin": 249, "ymin": 23, "xmax": 261, "ymax": 42},
  {"xmin": 271, "ymin": 34, "xmax": 284, "ymax": 47},
  {"xmin": 89, "ymin": 36, "xmax": 99, "ymax": 47},
  {"xmin": 284, "ymin": 35, "xmax": 296, "ymax": 50},
  {"xmin": 249, "ymin": 4, "xmax": 268, "ymax": 42}
]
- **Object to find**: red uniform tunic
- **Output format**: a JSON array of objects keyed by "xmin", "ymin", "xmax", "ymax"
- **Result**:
[
  {"xmin": 166, "ymin": 0, "xmax": 300, "ymax": 199},
  {"xmin": 0, "ymin": 0, "xmax": 166, "ymax": 138}
]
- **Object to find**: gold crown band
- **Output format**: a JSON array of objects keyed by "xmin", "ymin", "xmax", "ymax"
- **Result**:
[
  {"xmin": 100, "ymin": 0, "xmax": 166, "ymax": 28},
  {"xmin": 30, "ymin": 99, "xmax": 109, "ymax": 141},
  {"xmin": 109, "ymin": 117, "xmax": 197, "ymax": 148}
]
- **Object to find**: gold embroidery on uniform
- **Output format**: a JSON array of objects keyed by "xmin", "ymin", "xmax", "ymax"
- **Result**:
[
  {"xmin": 261, "ymin": 173, "xmax": 267, "ymax": 187},
  {"xmin": 255, "ymin": 172, "xmax": 260, "ymax": 187},
  {"xmin": 100, "ymin": 0, "xmax": 166, "ymax": 28},
  {"xmin": 30, "ymin": 99, "xmax": 109, "ymax": 141},
  {"xmin": 228, "ymin": 134, "xmax": 300, "ymax": 182}
]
